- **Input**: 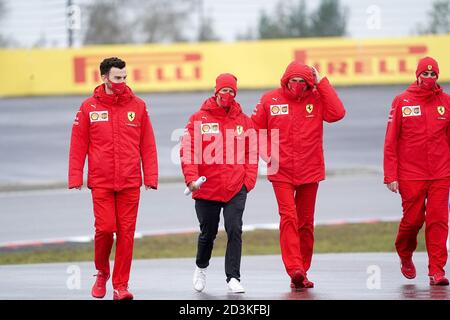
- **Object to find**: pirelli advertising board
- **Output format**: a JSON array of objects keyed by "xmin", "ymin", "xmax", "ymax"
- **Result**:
[{"xmin": 1, "ymin": 35, "xmax": 449, "ymax": 97}]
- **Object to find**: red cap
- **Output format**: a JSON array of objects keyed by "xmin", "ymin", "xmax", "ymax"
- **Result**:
[
  {"xmin": 416, "ymin": 56, "xmax": 439, "ymax": 79},
  {"xmin": 280, "ymin": 61, "xmax": 315, "ymax": 88},
  {"xmin": 215, "ymin": 73, "xmax": 237, "ymax": 95}
]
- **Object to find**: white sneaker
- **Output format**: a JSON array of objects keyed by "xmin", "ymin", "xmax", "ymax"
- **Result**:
[
  {"xmin": 193, "ymin": 266, "xmax": 207, "ymax": 292},
  {"xmin": 227, "ymin": 278, "xmax": 245, "ymax": 293}
]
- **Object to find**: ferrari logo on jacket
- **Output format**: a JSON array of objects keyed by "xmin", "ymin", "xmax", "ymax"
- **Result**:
[
  {"xmin": 306, "ymin": 104, "xmax": 314, "ymax": 113},
  {"xmin": 402, "ymin": 106, "xmax": 421, "ymax": 117},
  {"xmin": 201, "ymin": 123, "xmax": 220, "ymax": 134},
  {"xmin": 90, "ymin": 111, "xmax": 109, "ymax": 122},
  {"xmin": 128, "ymin": 111, "xmax": 136, "ymax": 122},
  {"xmin": 236, "ymin": 125, "xmax": 243, "ymax": 135},
  {"xmin": 437, "ymin": 106, "xmax": 445, "ymax": 116},
  {"xmin": 270, "ymin": 104, "xmax": 289, "ymax": 116}
]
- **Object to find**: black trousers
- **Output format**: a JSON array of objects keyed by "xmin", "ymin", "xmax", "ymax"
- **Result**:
[{"xmin": 195, "ymin": 185, "xmax": 247, "ymax": 282}]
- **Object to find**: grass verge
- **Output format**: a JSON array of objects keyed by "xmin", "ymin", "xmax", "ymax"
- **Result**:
[{"xmin": 0, "ymin": 221, "xmax": 426, "ymax": 265}]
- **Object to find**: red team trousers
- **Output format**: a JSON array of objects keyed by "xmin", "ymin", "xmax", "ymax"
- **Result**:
[
  {"xmin": 272, "ymin": 181, "xmax": 319, "ymax": 277},
  {"xmin": 91, "ymin": 187, "xmax": 140, "ymax": 289},
  {"xmin": 396, "ymin": 179, "xmax": 450, "ymax": 276}
]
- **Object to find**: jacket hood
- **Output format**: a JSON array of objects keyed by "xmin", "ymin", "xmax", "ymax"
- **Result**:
[{"xmin": 280, "ymin": 61, "xmax": 315, "ymax": 89}]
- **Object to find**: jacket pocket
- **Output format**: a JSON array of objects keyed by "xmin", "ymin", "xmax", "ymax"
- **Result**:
[{"xmin": 226, "ymin": 167, "xmax": 245, "ymax": 192}]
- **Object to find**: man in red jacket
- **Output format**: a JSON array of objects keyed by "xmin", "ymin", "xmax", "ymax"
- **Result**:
[
  {"xmin": 384, "ymin": 56, "xmax": 450, "ymax": 286},
  {"xmin": 68, "ymin": 57, "xmax": 158, "ymax": 300},
  {"xmin": 251, "ymin": 61, "xmax": 346, "ymax": 289},
  {"xmin": 180, "ymin": 73, "xmax": 258, "ymax": 293}
]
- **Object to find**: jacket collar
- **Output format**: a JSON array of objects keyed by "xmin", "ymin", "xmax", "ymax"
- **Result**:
[
  {"xmin": 93, "ymin": 84, "xmax": 134, "ymax": 106},
  {"xmin": 406, "ymin": 82, "xmax": 443, "ymax": 100},
  {"xmin": 200, "ymin": 96, "xmax": 242, "ymax": 119}
]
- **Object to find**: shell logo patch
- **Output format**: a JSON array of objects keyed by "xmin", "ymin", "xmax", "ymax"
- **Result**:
[
  {"xmin": 427, "ymin": 65, "xmax": 433, "ymax": 71},
  {"xmin": 90, "ymin": 111, "xmax": 108, "ymax": 122},
  {"xmin": 402, "ymin": 106, "xmax": 421, "ymax": 117},
  {"xmin": 128, "ymin": 111, "xmax": 136, "ymax": 122},
  {"xmin": 270, "ymin": 104, "xmax": 289, "ymax": 116},
  {"xmin": 201, "ymin": 123, "xmax": 219, "ymax": 134},
  {"xmin": 236, "ymin": 125, "xmax": 244, "ymax": 135},
  {"xmin": 402, "ymin": 107, "xmax": 412, "ymax": 116},
  {"xmin": 271, "ymin": 106, "xmax": 280, "ymax": 115},
  {"xmin": 437, "ymin": 106, "xmax": 445, "ymax": 116},
  {"xmin": 306, "ymin": 104, "xmax": 314, "ymax": 114}
]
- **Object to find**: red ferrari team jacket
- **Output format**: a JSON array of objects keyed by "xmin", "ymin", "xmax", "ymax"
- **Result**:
[
  {"xmin": 180, "ymin": 97, "xmax": 258, "ymax": 202},
  {"xmin": 251, "ymin": 78, "xmax": 346, "ymax": 185},
  {"xmin": 68, "ymin": 84, "xmax": 158, "ymax": 190},
  {"xmin": 383, "ymin": 83, "xmax": 450, "ymax": 183}
]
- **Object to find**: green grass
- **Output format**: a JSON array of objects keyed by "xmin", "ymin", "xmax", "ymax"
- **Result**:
[{"xmin": 0, "ymin": 221, "xmax": 427, "ymax": 265}]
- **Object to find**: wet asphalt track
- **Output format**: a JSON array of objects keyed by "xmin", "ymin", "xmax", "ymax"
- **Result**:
[{"xmin": 0, "ymin": 253, "xmax": 448, "ymax": 300}]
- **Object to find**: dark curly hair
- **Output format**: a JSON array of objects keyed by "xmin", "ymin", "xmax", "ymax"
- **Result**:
[{"xmin": 99, "ymin": 57, "xmax": 126, "ymax": 75}]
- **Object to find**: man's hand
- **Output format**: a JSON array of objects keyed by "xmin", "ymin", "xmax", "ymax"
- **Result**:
[
  {"xmin": 188, "ymin": 181, "xmax": 200, "ymax": 192},
  {"xmin": 70, "ymin": 185, "xmax": 82, "ymax": 190},
  {"xmin": 386, "ymin": 181, "xmax": 399, "ymax": 193},
  {"xmin": 145, "ymin": 185, "xmax": 156, "ymax": 190},
  {"xmin": 311, "ymin": 66, "xmax": 321, "ymax": 85}
]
